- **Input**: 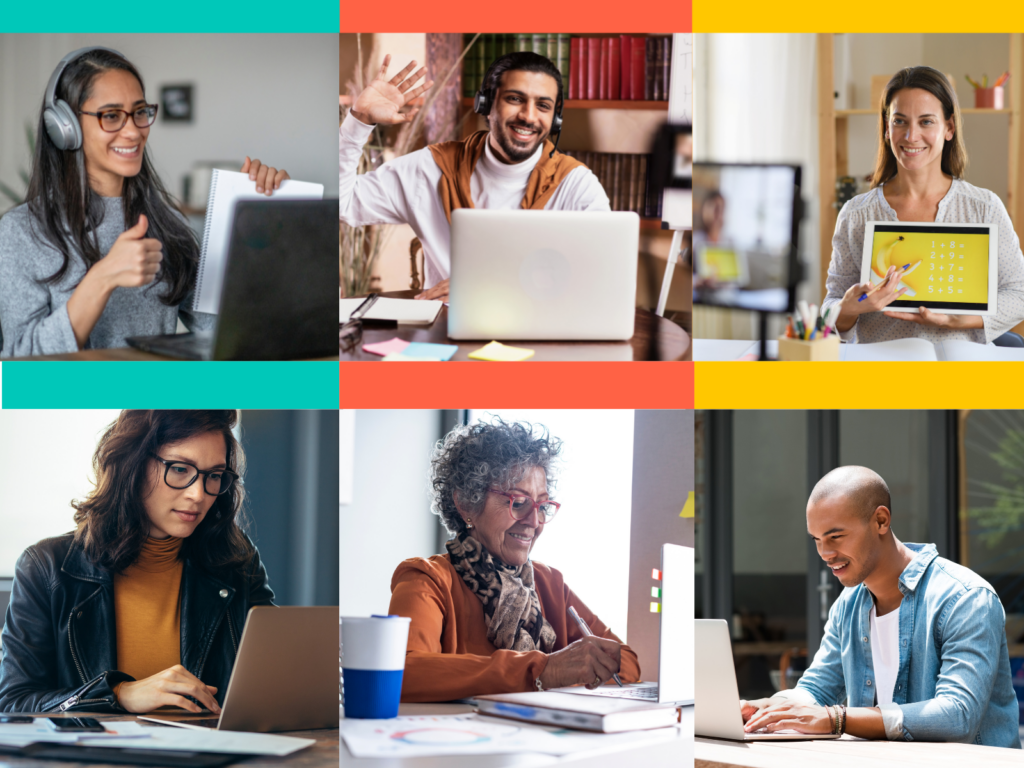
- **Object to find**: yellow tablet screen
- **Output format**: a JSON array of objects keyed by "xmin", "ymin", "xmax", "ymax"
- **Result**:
[
  {"xmin": 701, "ymin": 247, "xmax": 742, "ymax": 282},
  {"xmin": 869, "ymin": 226, "xmax": 990, "ymax": 310}
]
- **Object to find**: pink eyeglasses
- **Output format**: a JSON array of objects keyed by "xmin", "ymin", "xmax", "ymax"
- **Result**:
[{"xmin": 489, "ymin": 490, "xmax": 561, "ymax": 523}]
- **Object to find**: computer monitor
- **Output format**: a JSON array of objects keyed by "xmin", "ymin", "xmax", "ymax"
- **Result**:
[{"xmin": 692, "ymin": 162, "xmax": 801, "ymax": 315}]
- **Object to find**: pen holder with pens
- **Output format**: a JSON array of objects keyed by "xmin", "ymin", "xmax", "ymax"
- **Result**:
[
  {"xmin": 777, "ymin": 334, "xmax": 840, "ymax": 361},
  {"xmin": 975, "ymin": 87, "xmax": 1004, "ymax": 109}
]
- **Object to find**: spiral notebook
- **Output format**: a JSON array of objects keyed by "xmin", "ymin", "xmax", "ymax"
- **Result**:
[{"xmin": 192, "ymin": 169, "xmax": 324, "ymax": 314}]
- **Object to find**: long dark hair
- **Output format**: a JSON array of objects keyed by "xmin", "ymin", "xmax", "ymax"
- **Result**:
[
  {"xmin": 72, "ymin": 410, "xmax": 253, "ymax": 573},
  {"xmin": 872, "ymin": 66, "xmax": 968, "ymax": 188},
  {"xmin": 25, "ymin": 49, "xmax": 198, "ymax": 305}
]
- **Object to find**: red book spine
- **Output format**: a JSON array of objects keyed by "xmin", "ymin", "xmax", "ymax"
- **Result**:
[
  {"xmin": 599, "ymin": 38, "xmax": 609, "ymax": 100},
  {"xmin": 630, "ymin": 37, "xmax": 646, "ymax": 101},
  {"xmin": 586, "ymin": 38, "xmax": 600, "ymax": 100},
  {"xmin": 619, "ymin": 34, "xmax": 632, "ymax": 100},
  {"xmin": 569, "ymin": 36, "xmax": 582, "ymax": 100},
  {"xmin": 608, "ymin": 37, "xmax": 621, "ymax": 102}
]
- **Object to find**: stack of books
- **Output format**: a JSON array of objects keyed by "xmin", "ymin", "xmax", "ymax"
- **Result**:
[
  {"xmin": 461, "ymin": 34, "xmax": 672, "ymax": 102},
  {"xmin": 562, "ymin": 151, "xmax": 663, "ymax": 219}
]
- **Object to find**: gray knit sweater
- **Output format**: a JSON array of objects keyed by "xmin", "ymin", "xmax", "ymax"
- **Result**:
[{"xmin": 0, "ymin": 196, "xmax": 214, "ymax": 357}]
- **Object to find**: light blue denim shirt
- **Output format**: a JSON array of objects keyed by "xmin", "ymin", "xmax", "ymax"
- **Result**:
[{"xmin": 794, "ymin": 543, "xmax": 1020, "ymax": 748}]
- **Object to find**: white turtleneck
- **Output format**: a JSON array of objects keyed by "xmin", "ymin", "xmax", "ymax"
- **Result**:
[{"xmin": 339, "ymin": 114, "xmax": 610, "ymax": 289}]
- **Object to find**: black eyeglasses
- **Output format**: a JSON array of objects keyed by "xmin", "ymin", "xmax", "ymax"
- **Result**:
[
  {"xmin": 152, "ymin": 455, "xmax": 238, "ymax": 496},
  {"xmin": 79, "ymin": 104, "xmax": 159, "ymax": 133}
]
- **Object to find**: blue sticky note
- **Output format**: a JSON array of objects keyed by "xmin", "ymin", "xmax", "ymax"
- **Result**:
[{"xmin": 401, "ymin": 342, "xmax": 459, "ymax": 361}]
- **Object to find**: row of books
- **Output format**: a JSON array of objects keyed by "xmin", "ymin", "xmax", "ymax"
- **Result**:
[
  {"xmin": 460, "ymin": 34, "xmax": 672, "ymax": 102},
  {"xmin": 562, "ymin": 151, "xmax": 663, "ymax": 219}
]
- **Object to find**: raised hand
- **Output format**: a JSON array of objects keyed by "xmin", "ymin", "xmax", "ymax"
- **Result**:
[{"xmin": 351, "ymin": 54, "xmax": 434, "ymax": 126}]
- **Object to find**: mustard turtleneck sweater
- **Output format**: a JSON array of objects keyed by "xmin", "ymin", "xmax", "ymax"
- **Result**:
[{"xmin": 113, "ymin": 536, "xmax": 184, "ymax": 684}]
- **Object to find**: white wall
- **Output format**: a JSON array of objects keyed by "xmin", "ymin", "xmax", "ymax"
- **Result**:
[
  {"xmin": 0, "ymin": 34, "xmax": 338, "ymax": 215},
  {"xmin": 0, "ymin": 410, "xmax": 122, "ymax": 576},
  {"xmin": 339, "ymin": 410, "xmax": 443, "ymax": 617}
]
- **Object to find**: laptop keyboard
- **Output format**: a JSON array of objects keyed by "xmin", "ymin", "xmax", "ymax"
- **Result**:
[{"xmin": 586, "ymin": 685, "xmax": 659, "ymax": 700}]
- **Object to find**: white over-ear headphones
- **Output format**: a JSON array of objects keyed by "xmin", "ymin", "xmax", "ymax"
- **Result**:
[{"xmin": 43, "ymin": 46, "xmax": 125, "ymax": 152}]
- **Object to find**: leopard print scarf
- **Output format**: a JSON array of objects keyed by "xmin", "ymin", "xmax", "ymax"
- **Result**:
[{"xmin": 446, "ymin": 531, "xmax": 557, "ymax": 653}]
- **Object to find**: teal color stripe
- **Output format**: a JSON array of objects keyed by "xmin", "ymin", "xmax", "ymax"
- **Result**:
[
  {"xmin": 3, "ymin": 2, "xmax": 339, "ymax": 32},
  {"xmin": 2, "ymin": 362, "xmax": 339, "ymax": 409}
]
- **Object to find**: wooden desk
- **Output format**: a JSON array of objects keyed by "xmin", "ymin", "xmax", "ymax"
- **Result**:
[
  {"xmin": 341, "ymin": 292, "xmax": 691, "ymax": 362},
  {"xmin": 696, "ymin": 734, "xmax": 1023, "ymax": 768},
  {"xmin": 341, "ymin": 703, "xmax": 691, "ymax": 767},
  {"xmin": 0, "ymin": 712, "xmax": 338, "ymax": 768}
]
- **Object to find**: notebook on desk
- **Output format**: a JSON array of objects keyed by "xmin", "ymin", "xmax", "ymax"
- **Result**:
[
  {"xmin": 472, "ymin": 692, "xmax": 679, "ymax": 733},
  {"xmin": 194, "ymin": 169, "xmax": 324, "ymax": 315}
]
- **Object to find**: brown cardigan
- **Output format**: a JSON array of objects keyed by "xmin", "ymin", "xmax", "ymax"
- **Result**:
[{"xmin": 389, "ymin": 554, "xmax": 641, "ymax": 703}]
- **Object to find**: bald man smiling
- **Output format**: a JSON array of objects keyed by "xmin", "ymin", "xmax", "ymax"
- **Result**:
[{"xmin": 740, "ymin": 466, "xmax": 1020, "ymax": 749}]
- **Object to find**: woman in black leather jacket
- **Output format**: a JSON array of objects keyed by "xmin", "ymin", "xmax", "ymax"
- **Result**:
[{"xmin": 0, "ymin": 410, "xmax": 274, "ymax": 714}]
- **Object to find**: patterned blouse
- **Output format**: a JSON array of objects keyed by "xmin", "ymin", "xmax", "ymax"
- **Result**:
[{"xmin": 821, "ymin": 179, "xmax": 1024, "ymax": 344}]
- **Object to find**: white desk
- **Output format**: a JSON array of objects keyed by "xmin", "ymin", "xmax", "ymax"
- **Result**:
[
  {"xmin": 694, "ymin": 338, "xmax": 1024, "ymax": 361},
  {"xmin": 340, "ymin": 703, "xmax": 692, "ymax": 768}
]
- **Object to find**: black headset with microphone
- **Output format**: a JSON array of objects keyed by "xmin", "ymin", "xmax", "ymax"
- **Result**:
[{"xmin": 43, "ymin": 46, "xmax": 126, "ymax": 152}]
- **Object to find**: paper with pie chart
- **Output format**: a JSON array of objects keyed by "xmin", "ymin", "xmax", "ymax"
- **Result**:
[
  {"xmin": 339, "ymin": 713, "xmax": 681, "ymax": 757},
  {"xmin": 861, "ymin": 223, "xmax": 995, "ymax": 314}
]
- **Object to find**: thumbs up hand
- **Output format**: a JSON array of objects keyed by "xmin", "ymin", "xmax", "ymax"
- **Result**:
[{"xmin": 94, "ymin": 214, "xmax": 164, "ymax": 289}]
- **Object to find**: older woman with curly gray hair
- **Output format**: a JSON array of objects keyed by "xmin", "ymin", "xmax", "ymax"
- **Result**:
[{"xmin": 388, "ymin": 418, "xmax": 640, "ymax": 703}]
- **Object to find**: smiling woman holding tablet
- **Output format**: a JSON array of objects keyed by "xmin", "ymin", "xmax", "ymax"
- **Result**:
[{"xmin": 822, "ymin": 66, "xmax": 1024, "ymax": 344}]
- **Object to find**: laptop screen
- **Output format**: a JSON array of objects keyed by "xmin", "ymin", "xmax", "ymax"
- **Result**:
[{"xmin": 658, "ymin": 543, "xmax": 694, "ymax": 704}]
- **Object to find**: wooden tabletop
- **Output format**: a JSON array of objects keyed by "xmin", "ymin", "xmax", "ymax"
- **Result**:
[
  {"xmin": 0, "ymin": 712, "xmax": 338, "ymax": 768},
  {"xmin": 696, "ymin": 734, "xmax": 1024, "ymax": 768},
  {"xmin": 340, "ymin": 292, "xmax": 691, "ymax": 362}
]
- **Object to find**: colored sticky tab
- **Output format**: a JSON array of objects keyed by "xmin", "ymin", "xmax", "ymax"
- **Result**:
[
  {"xmin": 401, "ymin": 342, "xmax": 459, "ymax": 360},
  {"xmin": 362, "ymin": 337, "xmax": 411, "ymax": 357},
  {"xmin": 681, "ymin": 491, "xmax": 695, "ymax": 518},
  {"xmin": 468, "ymin": 341, "xmax": 536, "ymax": 362},
  {"xmin": 651, "ymin": 587, "xmax": 662, "ymax": 598},
  {"xmin": 651, "ymin": 569, "xmax": 662, "ymax": 581},
  {"xmin": 381, "ymin": 353, "xmax": 434, "ymax": 361},
  {"xmin": 650, "ymin": 602, "xmax": 661, "ymax": 613}
]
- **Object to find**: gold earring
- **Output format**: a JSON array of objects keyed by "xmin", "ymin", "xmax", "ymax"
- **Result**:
[{"xmin": 466, "ymin": 518, "xmax": 473, "ymax": 529}]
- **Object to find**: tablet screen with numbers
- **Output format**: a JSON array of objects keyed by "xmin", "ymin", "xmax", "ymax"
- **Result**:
[{"xmin": 860, "ymin": 222, "xmax": 997, "ymax": 315}]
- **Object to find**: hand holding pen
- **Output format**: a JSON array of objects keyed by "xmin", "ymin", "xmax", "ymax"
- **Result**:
[
  {"xmin": 840, "ymin": 264, "xmax": 911, "ymax": 316},
  {"xmin": 567, "ymin": 606, "xmax": 623, "ymax": 687}
]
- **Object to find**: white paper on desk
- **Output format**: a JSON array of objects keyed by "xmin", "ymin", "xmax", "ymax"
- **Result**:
[
  {"xmin": 841, "ymin": 338, "xmax": 938, "ymax": 361},
  {"xmin": 936, "ymin": 340, "xmax": 1024, "ymax": 361},
  {"xmin": 340, "ymin": 713, "xmax": 679, "ymax": 758},
  {"xmin": 0, "ymin": 720, "xmax": 149, "ymax": 746},
  {"xmin": 339, "ymin": 297, "xmax": 443, "ymax": 324},
  {"xmin": 193, "ymin": 170, "xmax": 325, "ymax": 315},
  {"xmin": 95, "ymin": 726, "xmax": 314, "ymax": 756}
]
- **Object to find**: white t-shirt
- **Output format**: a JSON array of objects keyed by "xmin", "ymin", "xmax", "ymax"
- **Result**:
[
  {"xmin": 869, "ymin": 603, "xmax": 901, "ymax": 706},
  {"xmin": 338, "ymin": 114, "xmax": 611, "ymax": 289}
]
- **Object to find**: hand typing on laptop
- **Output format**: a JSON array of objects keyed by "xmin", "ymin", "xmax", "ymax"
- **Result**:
[
  {"xmin": 415, "ymin": 279, "xmax": 449, "ymax": 303},
  {"xmin": 741, "ymin": 698, "xmax": 836, "ymax": 735},
  {"xmin": 117, "ymin": 664, "xmax": 222, "ymax": 715}
]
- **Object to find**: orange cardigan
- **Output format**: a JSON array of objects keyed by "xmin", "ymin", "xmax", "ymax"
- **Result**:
[{"xmin": 389, "ymin": 555, "xmax": 641, "ymax": 702}]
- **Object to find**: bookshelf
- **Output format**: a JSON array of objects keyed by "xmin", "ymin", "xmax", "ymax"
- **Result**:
[{"xmin": 816, "ymin": 33, "xmax": 1024, "ymax": 337}]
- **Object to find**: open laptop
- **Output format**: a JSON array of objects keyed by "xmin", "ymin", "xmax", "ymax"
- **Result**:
[
  {"xmin": 127, "ymin": 199, "xmax": 338, "ymax": 360},
  {"xmin": 447, "ymin": 209, "xmax": 639, "ymax": 341},
  {"xmin": 141, "ymin": 606, "xmax": 338, "ymax": 733},
  {"xmin": 555, "ymin": 543, "xmax": 693, "ymax": 705},
  {"xmin": 695, "ymin": 618, "xmax": 840, "ymax": 741}
]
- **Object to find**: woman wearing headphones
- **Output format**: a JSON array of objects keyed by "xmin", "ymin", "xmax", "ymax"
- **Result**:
[
  {"xmin": 822, "ymin": 66, "xmax": 1024, "ymax": 344},
  {"xmin": 0, "ymin": 410, "xmax": 273, "ymax": 714},
  {"xmin": 0, "ymin": 48, "xmax": 289, "ymax": 357}
]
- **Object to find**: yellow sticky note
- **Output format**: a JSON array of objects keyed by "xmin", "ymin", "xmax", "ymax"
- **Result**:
[
  {"xmin": 468, "ymin": 341, "xmax": 535, "ymax": 362},
  {"xmin": 650, "ymin": 602, "xmax": 661, "ymax": 613},
  {"xmin": 681, "ymin": 491, "xmax": 694, "ymax": 518}
]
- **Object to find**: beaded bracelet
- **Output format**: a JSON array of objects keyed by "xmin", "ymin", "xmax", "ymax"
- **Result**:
[{"xmin": 840, "ymin": 704, "xmax": 847, "ymax": 735}]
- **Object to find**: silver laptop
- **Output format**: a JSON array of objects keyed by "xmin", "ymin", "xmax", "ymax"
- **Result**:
[
  {"xmin": 695, "ymin": 619, "xmax": 840, "ymax": 741},
  {"xmin": 142, "ymin": 606, "xmax": 338, "ymax": 733},
  {"xmin": 556, "ymin": 543, "xmax": 693, "ymax": 705},
  {"xmin": 447, "ymin": 209, "xmax": 639, "ymax": 341}
]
